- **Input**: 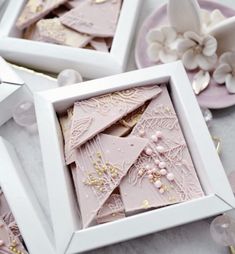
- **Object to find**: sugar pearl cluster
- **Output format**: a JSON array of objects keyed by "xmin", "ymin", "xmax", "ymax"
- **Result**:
[{"xmin": 138, "ymin": 130, "xmax": 175, "ymax": 194}]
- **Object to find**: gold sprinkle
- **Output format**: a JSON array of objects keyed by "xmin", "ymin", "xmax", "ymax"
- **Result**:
[{"xmin": 142, "ymin": 200, "xmax": 150, "ymax": 209}]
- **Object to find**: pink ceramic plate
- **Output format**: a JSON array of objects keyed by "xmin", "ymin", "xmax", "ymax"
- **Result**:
[{"xmin": 135, "ymin": 0, "xmax": 235, "ymax": 109}]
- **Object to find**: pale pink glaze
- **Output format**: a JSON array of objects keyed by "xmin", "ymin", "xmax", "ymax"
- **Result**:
[
  {"xmin": 73, "ymin": 133, "xmax": 148, "ymax": 228},
  {"xmin": 120, "ymin": 85, "xmax": 204, "ymax": 213}
]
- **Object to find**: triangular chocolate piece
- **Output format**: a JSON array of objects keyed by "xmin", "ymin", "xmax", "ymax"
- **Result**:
[
  {"xmin": 16, "ymin": 0, "xmax": 68, "ymax": 30},
  {"xmin": 73, "ymin": 134, "xmax": 148, "ymax": 228},
  {"xmin": 70, "ymin": 86, "xmax": 161, "ymax": 150},
  {"xmin": 120, "ymin": 85, "xmax": 204, "ymax": 213},
  {"xmin": 35, "ymin": 18, "xmax": 92, "ymax": 47},
  {"xmin": 60, "ymin": 0, "xmax": 122, "ymax": 37}
]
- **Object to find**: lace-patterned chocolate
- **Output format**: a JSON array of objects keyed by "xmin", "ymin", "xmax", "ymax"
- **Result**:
[
  {"xmin": 120, "ymin": 85, "xmax": 204, "ymax": 213},
  {"xmin": 70, "ymin": 86, "xmax": 162, "ymax": 150},
  {"xmin": 0, "ymin": 218, "xmax": 28, "ymax": 254},
  {"xmin": 73, "ymin": 133, "xmax": 148, "ymax": 228},
  {"xmin": 96, "ymin": 194, "xmax": 125, "ymax": 224}
]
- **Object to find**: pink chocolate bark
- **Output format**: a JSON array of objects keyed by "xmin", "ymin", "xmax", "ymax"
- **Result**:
[
  {"xmin": 74, "ymin": 134, "xmax": 148, "ymax": 228},
  {"xmin": 90, "ymin": 38, "xmax": 109, "ymax": 52},
  {"xmin": 69, "ymin": 86, "xmax": 162, "ymax": 150},
  {"xmin": 60, "ymin": 0, "xmax": 122, "ymax": 37},
  {"xmin": 35, "ymin": 18, "xmax": 92, "ymax": 47},
  {"xmin": 120, "ymin": 85, "xmax": 204, "ymax": 213},
  {"xmin": 0, "ymin": 218, "xmax": 28, "ymax": 254},
  {"xmin": 16, "ymin": 0, "xmax": 68, "ymax": 30},
  {"xmin": 96, "ymin": 194, "xmax": 125, "ymax": 224}
]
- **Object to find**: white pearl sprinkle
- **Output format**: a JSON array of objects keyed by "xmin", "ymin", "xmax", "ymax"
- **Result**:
[
  {"xmin": 160, "ymin": 169, "xmax": 167, "ymax": 176},
  {"xmin": 154, "ymin": 159, "xmax": 160, "ymax": 165},
  {"xmin": 139, "ymin": 130, "xmax": 145, "ymax": 137},
  {"xmin": 167, "ymin": 173, "xmax": 175, "ymax": 181},
  {"xmin": 154, "ymin": 180, "xmax": 162, "ymax": 188},
  {"xmin": 156, "ymin": 146, "xmax": 165, "ymax": 153},
  {"xmin": 159, "ymin": 188, "xmax": 165, "ymax": 194},
  {"xmin": 145, "ymin": 164, "xmax": 151, "ymax": 170},
  {"xmin": 145, "ymin": 148, "xmax": 153, "ymax": 156},
  {"xmin": 156, "ymin": 131, "xmax": 163, "ymax": 138},
  {"xmin": 159, "ymin": 161, "xmax": 166, "ymax": 168},
  {"xmin": 151, "ymin": 134, "xmax": 158, "ymax": 143}
]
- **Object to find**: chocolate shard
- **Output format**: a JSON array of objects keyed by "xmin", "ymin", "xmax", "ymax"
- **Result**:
[
  {"xmin": 34, "ymin": 18, "xmax": 92, "ymax": 47},
  {"xmin": 96, "ymin": 194, "xmax": 125, "ymax": 224},
  {"xmin": 73, "ymin": 133, "xmax": 148, "ymax": 228},
  {"xmin": 60, "ymin": 0, "xmax": 122, "ymax": 37},
  {"xmin": 120, "ymin": 85, "xmax": 204, "ymax": 213},
  {"xmin": 16, "ymin": 0, "xmax": 68, "ymax": 30},
  {"xmin": 69, "ymin": 85, "xmax": 162, "ymax": 150}
]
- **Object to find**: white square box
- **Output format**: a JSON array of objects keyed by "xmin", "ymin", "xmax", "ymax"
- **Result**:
[
  {"xmin": 35, "ymin": 61, "xmax": 235, "ymax": 254},
  {"xmin": 0, "ymin": 137, "xmax": 55, "ymax": 254},
  {"xmin": 0, "ymin": 0, "xmax": 142, "ymax": 79},
  {"xmin": 0, "ymin": 56, "xmax": 31, "ymax": 126}
]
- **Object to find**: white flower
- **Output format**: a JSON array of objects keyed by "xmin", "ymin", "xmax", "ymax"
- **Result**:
[
  {"xmin": 146, "ymin": 26, "xmax": 182, "ymax": 63},
  {"xmin": 178, "ymin": 31, "xmax": 218, "ymax": 71},
  {"xmin": 201, "ymin": 9, "xmax": 226, "ymax": 32},
  {"xmin": 213, "ymin": 52, "xmax": 235, "ymax": 93}
]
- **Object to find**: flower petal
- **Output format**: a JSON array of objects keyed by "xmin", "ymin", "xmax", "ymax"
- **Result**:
[
  {"xmin": 159, "ymin": 48, "xmax": 178, "ymax": 63},
  {"xmin": 168, "ymin": 0, "xmax": 201, "ymax": 34},
  {"xmin": 192, "ymin": 70, "xmax": 210, "ymax": 94},
  {"xmin": 178, "ymin": 39, "xmax": 196, "ymax": 53},
  {"xmin": 219, "ymin": 52, "xmax": 235, "ymax": 69},
  {"xmin": 147, "ymin": 43, "xmax": 162, "ymax": 62},
  {"xmin": 182, "ymin": 49, "xmax": 198, "ymax": 70},
  {"xmin": 202, "ymin": 35, "xmax": 217, "ymax": 56},
  {"xmin": 213, "ymin": 63, "xmax": 232, "ymax": 84},
  {"xmin": 197, "ymin": 54, "xmax": 217, "ymax": 71},
  {"xmin": 161, "ymin": 26, "xmax": 177, "ymax": 44},
  {"xmin": 146, "ymin": 29, "xmax": 164, "ymax": 44},
  {"xmin": 184, "ymin": 31, "xmax": 202, "ymax": 44},
  {"xmin": 225, "ymin": 74, "xmax": 235, "ymax": 93},
  {"xmin": 209, "ymin": 16, "xmax": 235, "ymax": 54}
]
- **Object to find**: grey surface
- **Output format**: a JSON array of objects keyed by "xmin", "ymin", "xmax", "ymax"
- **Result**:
[{"xmin": 1, "ymin": 0, "xmax": 235, "ymax": 253}]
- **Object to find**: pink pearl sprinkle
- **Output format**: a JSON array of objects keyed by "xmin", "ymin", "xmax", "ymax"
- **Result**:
[
  {"xmin": 147, "ymin": 170, "xmax": 152, "ymax": 175},
  {"xmin": 167, "ymin": 173, "xmax": 175, "ymax": 181},
  {"xmin": 138, "ymin": 169, "xmax": 143, "ymax": 175},
  {"xmin": 159, "ymin": 161, "xmax": 166, "ymax": 168},
  {"xmin": 151, "ymin": 134, "xmax": 158, "ymax": 143},
  {"xmin": 154, "ymin": 159, "xmax": 160, "ymax": 165},
  {"xmin": 152, "ymin": 168, "xmax": 158, "ymax": 173},
  {"xmin": 160, "ymin": 169, "xmax": 167, "ymax": 176},
  {"xmin": 154, "ymin": 180, "xmax": 162, "ymax": 188},
  {"xmin": 145, "ymin": 148, "xmax": 153, "ymax": 156},
  {"xmin": 0, "ymin": 240, "xmax": 4, "ymax": 246},
  {"xmin": 156, "ymin": 146, "xmax": 165, "ymax": 153},
  {"xmin": 159, "ymin": 188, "xmax": 165, "ymax": 194},
  {"xmin": 145, "ymin": 164, "xmax": 151, "ymax": 170},
  {"xmin": 139, "ymin": 130, "xmax": 145, "ymax": 137},
  {"xmin": 148, "ymin": 174, "xmax": 153, "ymax": 180},
  {"xmin": 156, "ymin": 131, "xmax": 163, "ymax": 138}
]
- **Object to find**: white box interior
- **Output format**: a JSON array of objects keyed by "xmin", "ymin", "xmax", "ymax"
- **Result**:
[
  {"xmin": 0, "ymin": 0, "xmax": 142, "ymax": 78},
  {"xmin": 35, "ymin": 63, "xmax": 234, "ymax": 253}
]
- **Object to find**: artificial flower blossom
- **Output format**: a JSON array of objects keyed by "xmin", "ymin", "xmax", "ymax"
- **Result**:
[
  {"xmin": 178, "ymin": 31, "xmax": 218, "ymax": 71},
  {"xmin": 201, "ymin": 9, "xmax": 226, "ymax": 32},
  {"xmin": 213, "ymin": 52, "xmax": 235, "ymax": 94},
  {"xmin": 146, "ymin": 26, "xmax": 182, "ymax": 63}
]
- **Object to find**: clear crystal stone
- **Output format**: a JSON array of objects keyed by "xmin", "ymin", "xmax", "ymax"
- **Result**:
[
  {"xmin": 210, "ymin": 214, "xmax": 235, "ymax": 246},
  {"xmin": 200, "ymin": 107, "xmax": 213, "ymax": 127},
  {"xmin": 12, "ymin": 101, "xmax": 36, "ymax": 127},
  {"xmin": 57, "ymin": 69, "xmax": 83, "ymax": 87}
]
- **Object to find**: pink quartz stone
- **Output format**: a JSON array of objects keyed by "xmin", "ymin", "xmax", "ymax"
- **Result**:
[
  {"xmin": 16, "ymin": 0, "xmax": 68, "ymax": 30},
  {"xmin": 73, "ymin": 133, "xmax": 148, "ymax": 228},
  {"xmin": 69, "ymin": 86, "xmax": 162, "ymax": 150},
  {"xmin": 35, "ymin": 18, "xmax": 92, "ymax": 47},
  {"xmin": 120, "ymin": 85, "xmax": 204, "ymax": 213},
  {"xmin": 96, "ymin": 194, "xmax": 125, "ymax": 224},
  {"xmin": 90, "ymin": 38, "xmax": 109, "ymax": 52},
  {"xmin": 60, "ymin": 0, "xmax": 122, "ymax": 37}
]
